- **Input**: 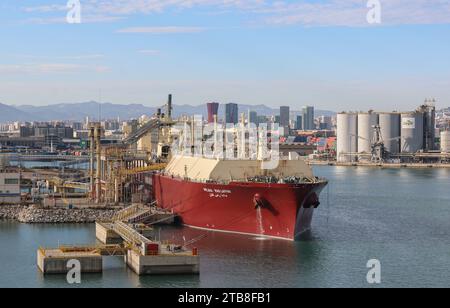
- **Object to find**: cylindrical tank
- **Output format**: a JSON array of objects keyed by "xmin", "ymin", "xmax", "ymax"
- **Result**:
[
  {"xmin": 357, "ymin": 112, "xmax": 378, "ymax": 156},
  {"xmin": 379, "ymin": 113, "xmax": 401, "ymax": 155},
  {"xmin": 337, "ymin": 112, "xmax": 358, "ymax": 162},
  {"xmin": 401, "ymin": 112, "xmax": 424, "ymax": 153},
  {"xmin": 440, "ymin": 131, "xmax": 450, "ymax": 153}
]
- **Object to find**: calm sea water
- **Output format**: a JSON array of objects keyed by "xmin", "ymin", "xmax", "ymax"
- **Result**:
[{"xmin": 1, "ymin": 166, "xmax": 450, "ymax": 288}]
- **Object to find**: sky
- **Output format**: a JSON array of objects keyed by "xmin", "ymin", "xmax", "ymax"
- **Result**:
[{"xmin": 0, "ymin": 0, "xmax": 450, "ymax": 111}]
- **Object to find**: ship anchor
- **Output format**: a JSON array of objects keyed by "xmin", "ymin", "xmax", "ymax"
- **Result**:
[{"xmin": 253, "ymin": 194, "xmax": 265, "ymax": 209}]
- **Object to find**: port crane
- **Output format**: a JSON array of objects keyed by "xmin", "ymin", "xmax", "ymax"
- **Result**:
[
  {"xmin": 122, "ymin": 94, "xmax": 175, "ymax": 147},
  {"xmin": 351, "ymin": 125, "xmax": 402, "ymax": 163}
]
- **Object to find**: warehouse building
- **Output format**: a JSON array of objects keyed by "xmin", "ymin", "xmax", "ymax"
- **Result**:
[{"xmin": 0, "ymin": 170, "xmax": 20, "ymax": 204}]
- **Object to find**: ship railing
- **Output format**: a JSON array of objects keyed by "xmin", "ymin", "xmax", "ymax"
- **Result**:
[
  {"xmin": 313, "ymin": 177, "xmax": 328, "ymax": 184},
  {"xmin": 114, "ymin": 203, "xmax": 152, "ymax": 222},
  {"xmin": 162, "ymin": 173, "xmax": 326, "ymax": 185},
  {"xmin": 112, "ymin": 221, "xmax": 152, "ymax": 247},
  {"xmin": 161, "ymin": 173, "xmax": 327, "ymax": 185}
]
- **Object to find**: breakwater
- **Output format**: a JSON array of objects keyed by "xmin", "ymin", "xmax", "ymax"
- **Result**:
[{"xmin": 0, "ymin": 205, "xmax": 117, "ymax": 223}]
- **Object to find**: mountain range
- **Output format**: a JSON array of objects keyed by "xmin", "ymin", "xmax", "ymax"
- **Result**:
[{"xmin": 0, "ymin": 102, "xmax": 335, "ymax": 123}]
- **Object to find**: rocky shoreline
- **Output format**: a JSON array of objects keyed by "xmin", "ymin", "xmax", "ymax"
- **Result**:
[
  {"xmin": 0, "ymin": 205, "xmax": 118, "ymax": 223},
  {"xmin": 0, "ymin": 205, "xmax": 24, "ymax": 220}
]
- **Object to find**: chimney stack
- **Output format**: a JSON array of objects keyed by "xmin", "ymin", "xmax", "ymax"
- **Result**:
[{"xmin": 167, "ymin": 94, "xmax": 173, "ymax": 119}]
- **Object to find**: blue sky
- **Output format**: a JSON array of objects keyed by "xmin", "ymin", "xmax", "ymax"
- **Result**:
[{"xmin": 0, "ymin": 0, "xmax": 450, "ymax": 111}]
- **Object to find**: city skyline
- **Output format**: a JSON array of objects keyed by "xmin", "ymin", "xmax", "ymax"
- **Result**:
[{"xmin": 0, "ymin": 1, "xmax": 449, "ymax": 110}]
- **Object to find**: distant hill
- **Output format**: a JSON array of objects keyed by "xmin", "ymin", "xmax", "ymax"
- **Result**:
[
  {"xmin": 0, "ymin": 101, "xmax": 335, "ymax": 122},
  {"xmin": 0, "ymin": 103, "xmax": 40, "ymax": 122},
  {"xmin": 16, "ymin": 102, "xmax": 157, "ymax": 122}
]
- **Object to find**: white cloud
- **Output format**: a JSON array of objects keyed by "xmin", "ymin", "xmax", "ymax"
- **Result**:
[
  {"xmin": 0, "ymin": 63, "xmax": 109, "ymax": 74},
  {"xmin": 262, "ymin": 0, "xmax": 450, "ymax": 27},
  {"xmin": 23, "ymin": 14, "xmax": 125, "ymax": 25},
  {"xmin": 61, "ymin": 54, "xmax": 106, "ymax": 60},
  {"xmin": 21, "ymin": 0, "xmax": 450, "ymax": 27},
  {"xmin": 22, "ymin": 0, "xmax": 266, "ymax": 17},
  {"xmin": 23, "ymin": 4, "xmax": 67, "ymax": 13},
  {"xmin": 16, "ymin": 54, "xmax": 105, "ymax": 60},
  {"xmin": 117, "ymin": 26, "xmax": 206, "ymax": 34},
  {"xmin": 138, "ymin": 50, "xmax": 161, "ymax": 55}
]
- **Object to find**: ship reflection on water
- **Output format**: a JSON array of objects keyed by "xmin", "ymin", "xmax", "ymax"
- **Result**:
[{"xmin": 149, "ymin": 225, "xmax": 324, "ymax": 288}]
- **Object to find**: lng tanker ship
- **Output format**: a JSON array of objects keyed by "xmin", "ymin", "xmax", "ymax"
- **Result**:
[{"xmin": 153, "ymin": 155, "xmax": 328, "ymax": 240}]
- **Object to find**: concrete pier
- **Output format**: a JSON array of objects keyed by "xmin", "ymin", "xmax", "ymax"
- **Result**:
[
  {"xmin": 37, "ymin": 248, "xmax": 102, "ymax": 274},
  {"xmin": 39, "ymin": 204, "xmax": 200, "ymax": 277},
  {"xmin": 96, "ymin": 222, "xmax": 123, "ymax": 244},
  {"xmin": 125, "ymin": 249, "xmax": 200, "ymax": 275}
]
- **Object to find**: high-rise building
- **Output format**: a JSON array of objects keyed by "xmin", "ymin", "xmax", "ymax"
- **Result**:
[
  {"xmin": 225, "ymin": 103, "xmax": 239, "ymax": 124},
  {"xmin": 257, "ymin": 116, "xmax": 268, "ymax": 125},
  {"xmin": 280, "ymin": 106, "xmax": 290, "ymax": 127},
  {"xmin": 71, "ymin": 122, "xmax": 84, "ymax": 131},
  {"xmin": 20, "ymin": 126, "xmax": 34, "ymax": 138},
  {"xmin": 207, "ymin": 102, "xmax": 219, "ymax": 123},
  {"xmin": 279, "ymin": 106, "xmax": 290, "ymax": 136},
  {"xmin": 318, "ymin": 115, "xmax": 332, "ymax": 130},
  {"xmin": 302, "ymin": 106, "xmax": 315, "ymax": 130},
  {"xmin": 248, "ymin": 111, "xmax": 258, "ymax": 124},
  {"xmin": 296, "ymin": 115, "xmax": 303, "ymax": 130}
]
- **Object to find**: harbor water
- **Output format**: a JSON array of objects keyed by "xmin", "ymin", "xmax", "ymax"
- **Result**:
[{"xmin": 1, "ymin": 166, "xmax": 450, "ymax": 288}]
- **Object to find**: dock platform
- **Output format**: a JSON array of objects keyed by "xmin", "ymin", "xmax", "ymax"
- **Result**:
[
  {"xmin": 38, "ymin": 204, "xmax": 199, "ymax": 276},
  {"xmin": 125, "ymin": 249, "xmax": 199, "ymax": 275},
  {"xmin": 37, "ymin": 248, "xmax": 103, "ymax": 274}
]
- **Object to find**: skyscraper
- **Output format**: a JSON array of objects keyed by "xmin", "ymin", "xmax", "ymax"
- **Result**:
[
  {"xmin": 207, "ymin": 102, "xmax": 219, "ymax": 123},
  {"xmin": 225, "ymin": 103, "xmax": 239, "ymax": 124},
  {"xmin": 280, "ymin": 106, "xmax": 290, "ymax": 127},
  {"xmin": 318, "ymin": 115, "xmax": 332, "ymax": 130},
  {"xmin": 296, "ymin": 115, "xmax": 303, "ymax": 130},
  {"xmin": 280, "ymin": 106, "xmax": 290, "ymax": 136},
  {"xmin": 249, "ymin": 111, "xmax": 258, "ymax": 124},
  {"xmin": 302, "ymin": 106, "xmax": 315, "ymax": 130}
]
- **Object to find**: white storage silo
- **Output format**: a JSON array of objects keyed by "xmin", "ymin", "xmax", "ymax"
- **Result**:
[
  {"xmin": 440, "ymin": 131, "xmax": 450, "ymax": 153},
  {"xmin": 401, "ymin": 111, "xmax": 424, "ymax": 153},
  {"xmin": 357, "ymin": 112, "xmax": 378, "ymax": 157},
  {"xmin": 337, "ymin": 112, "xmax": 358, "ymax": 163},
  {"xmin": 379, "ymin": 113, "xmax": 401, "ymax": 155}
]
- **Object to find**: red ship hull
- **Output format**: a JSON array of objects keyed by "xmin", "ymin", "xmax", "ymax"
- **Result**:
[{"xmin": 153, "ymin": 174, "xmax": 327, "ymax": 240}]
